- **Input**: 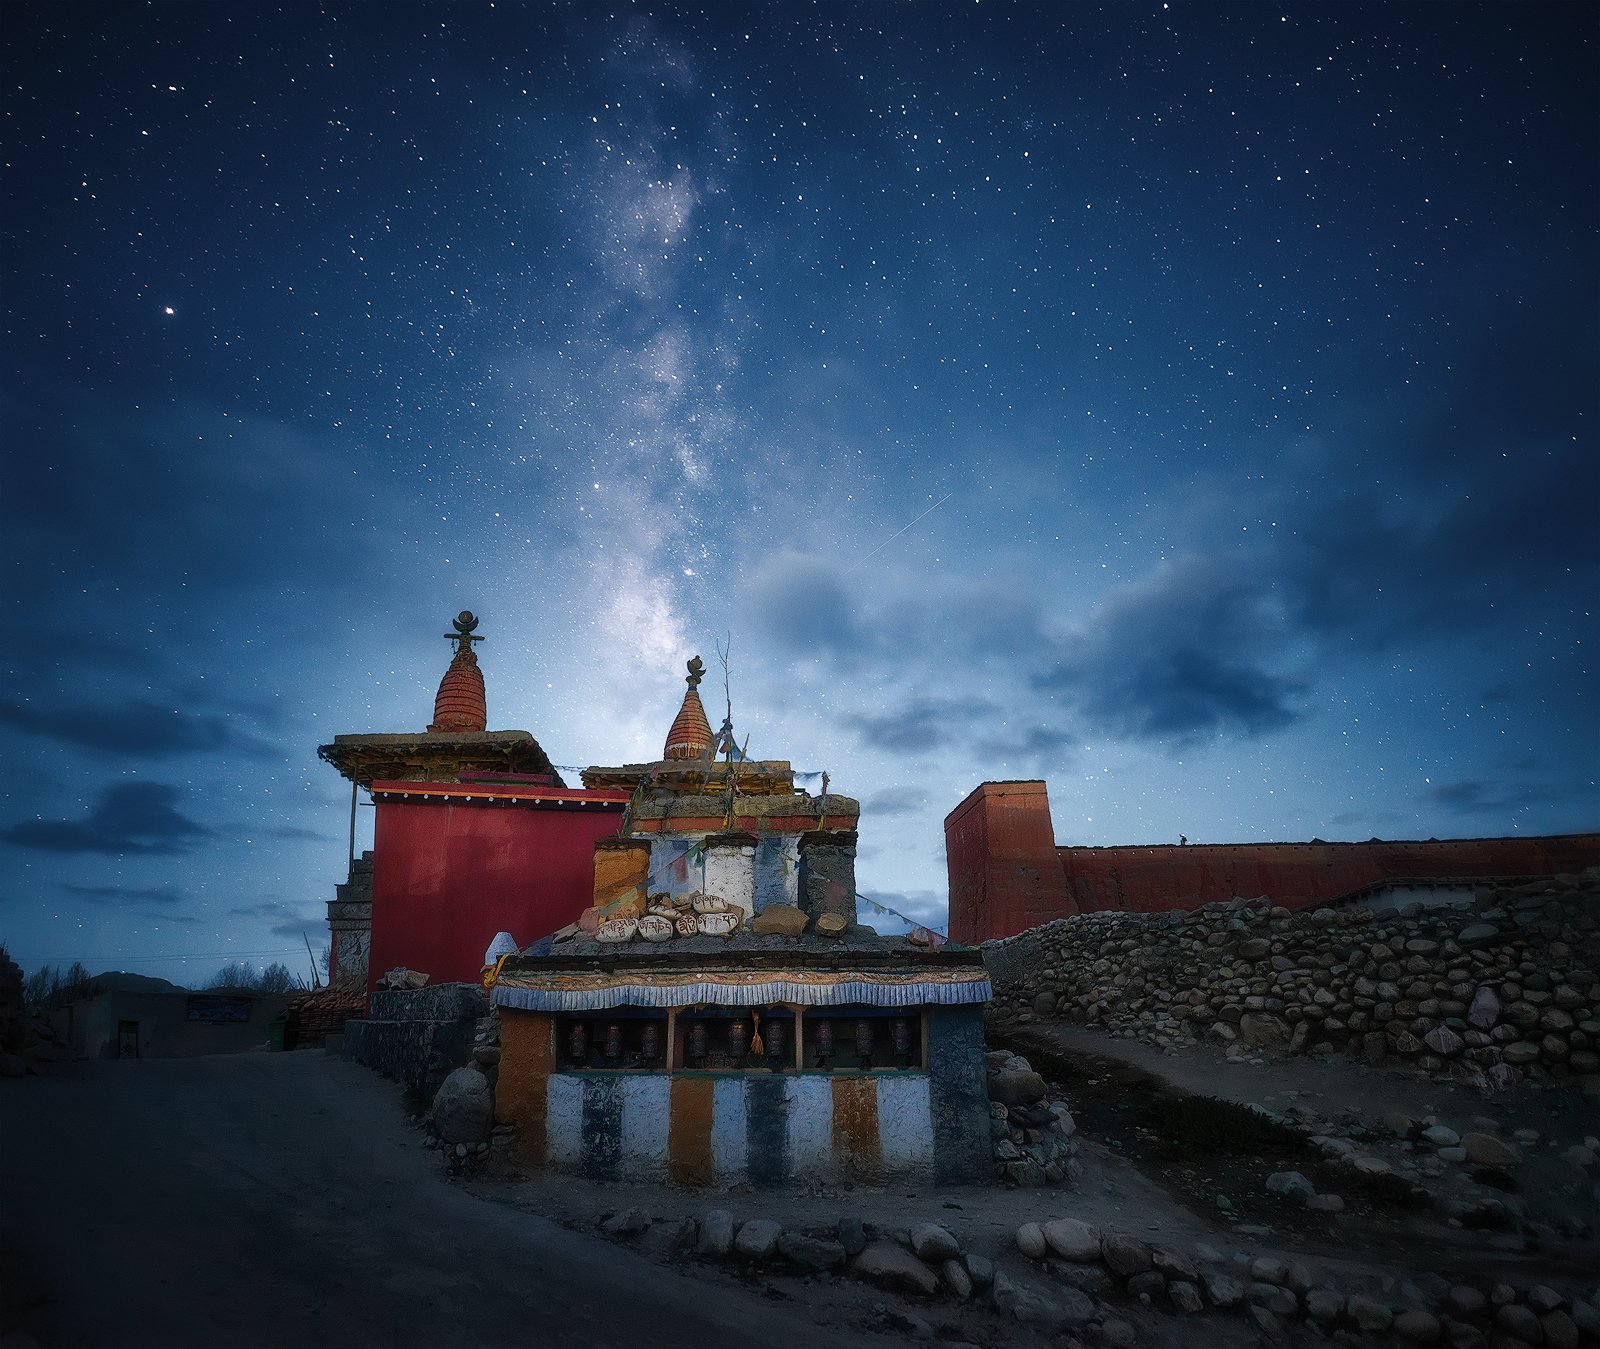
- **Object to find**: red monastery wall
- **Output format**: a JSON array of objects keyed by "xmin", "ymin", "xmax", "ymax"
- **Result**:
[
  {"xmin": 944, "ymin": 779, "xmax": 1600, "ymax": 943},
  {"xmin": 367, "ymin": 783, "xmax": 628, "ymax": 992}
]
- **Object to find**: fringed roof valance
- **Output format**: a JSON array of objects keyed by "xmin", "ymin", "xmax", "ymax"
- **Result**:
[{"xmin": 491, "ymin": 966, "xmax": 991, "ymax": 1013}]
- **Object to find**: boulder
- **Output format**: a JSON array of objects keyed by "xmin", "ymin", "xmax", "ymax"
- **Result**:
[
  {"xmin": 1042, "ymin": 1218, "xmax": 1100, "ymax": 1262},
  {"xmin": 1348, "ymin": 1295, "xmax": 1394, "ymax": 1332},
  {"xmin": 1015, "ymin": 1222, "xmax": 1047, "ymax": 1259},
  {"xmin": 1494, "ymin": 1305, "xmax": 1541, "ymax": 1341},
  {"xmin": 733, "ymin": 1218, "xmax": 782, "ymax": 1261},
  {"xmin": 777, "ymin": 1231, "xmax": 846, "ymax": 1271},
  {"xmin": 600, "ymin": 1208, "xmax": 652, "ymax": 1237},
  {"xmin": 1265, "ymin": 1171, "xmax": 1315, "ymax": 1202},
  {"xmin": 1249, "ymin": 1283, "xmax": 1298, "ymax": 1316},
  {"xmin": 1305, "ymin": 1289, "xmax": 1345, "ymax": 1323},
  {"xmin": 1238, "ymin": 1013, "xmax": 1291, "ymax": 1046},
  {"xmin": 1151, "ymin": 1246, "xmax": 1198, "ymax": 1281},
  {"xmin": 851, "ymin": 1242, "xmax": 940, "ymax": 1297},
  {"xmin": 836, "ymin": 1215, "xmax": 867, "ymax": 1256},
  {"xmin": 988, "ymin": 1068, "xmax": 1048, "ymax": 1106},
  {"xmin": 696, "ymin": 1208, "xmax": 735, "ymax": 1257},
  {"xmin": 991, "ymin": 1271, "xmax": 1096, "ymax": 1327},
  {"xmin": 1542, "ymin": 1310, "xmax": 1580, "ymax": 1349},
  {"xmin": 1169, "ymin": 1281, "xmax": 1204, "ymax": 1314},
  {"xmin": 1460, "ymin": 1132, "xmax": 1519, "ymax": 1168},
  {"xmin": 1468, "ymin": 985, "xmax": 1501, "ymax": 1029},
  {"xmin": 1393, "ymin": 1309, "xmax": 1442, "ymax": 1343},
  {"xmin": 429, "ymin": 1066, "xmax": 492, "ymax": 1145},
  {"xmin": 908, "ymin": 1222, "xmax": 959, "ymax": 1262},
  {"xmin": 963, "ymin": 1253, "xmax": 995, "ymax": 1291},
  {"xmin": 940, "ymin": 1259, "xmax": 972, "ymax": 1301},
  {"xmin": 1100, "ymin": 1233, "xmax": 1154, "ymax": 1279},
  {"xmin": 1201, "ymin": 1270, "xmax": 1245, "ymax": 1308},
  {"xmin": 1250, "ymin": 1257, "xmax": 1290, "ymax": 1286}
]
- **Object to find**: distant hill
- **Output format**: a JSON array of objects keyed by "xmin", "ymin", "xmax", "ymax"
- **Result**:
[{"xmin": 90, "ymin": 972, "xmax": 189, "ymax": 995}]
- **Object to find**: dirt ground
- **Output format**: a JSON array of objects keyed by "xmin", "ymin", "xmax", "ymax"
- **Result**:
[
  {"xmin": 4, "ymin": 1026, "xmax": 1593, "ymax": 1349},
  {"xmin": 466, "ymin": 1014, "xmax": 1600, "ymax": 1347}
]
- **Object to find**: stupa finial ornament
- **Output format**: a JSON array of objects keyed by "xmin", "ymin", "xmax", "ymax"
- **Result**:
[
  {"xmin": 685, "ymin": 655, "xmax": 706, "ymax": 689},
  {"xmin": 445, "ymin": 610, "xmax": 484, "ymax": 655}
]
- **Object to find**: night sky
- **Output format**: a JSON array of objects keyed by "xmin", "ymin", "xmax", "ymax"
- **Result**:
[{"xmin": 3, "ymin": 3, "xmax": 1595, "ymax": 987}]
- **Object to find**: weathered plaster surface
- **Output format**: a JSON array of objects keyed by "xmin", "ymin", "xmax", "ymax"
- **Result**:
[
  {"xmin": 876, "ymin": 1075, "xmax": 936, "ymax": 1174},
  {"xmin": 703, "ymin": 840, "xmax": 756, "ymax": 918},
  {"xmin": 545, "ymin": 1074, "xmax": 584, "ymax": 1172},
  {"xmin": 619, "ymin": 1076, "xmax": 671, "ymax": 1181},
  {"xmin": 753, "ymin": 835, "xmax": 800, "ymax": 912},
  {"xmin": 783, "ymin": 1076, "xmax": 832, "ymax": 1175},
  {"xmin": 926, "ymin": 1006, "xmax": 993, "ymax": 1184},
  {"xmin": 710, "ymin": 1076, "xmax": 749, "ymax": 1183}
]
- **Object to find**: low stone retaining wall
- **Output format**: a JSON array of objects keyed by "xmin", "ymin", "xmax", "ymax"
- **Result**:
[
  {"xmin": 340, "ymin": 984, "xmax": 489, "ymax": 1098},
  {"xmin": 984, "ymin": 873, "xmax": 1600, "ymax": 1086}
]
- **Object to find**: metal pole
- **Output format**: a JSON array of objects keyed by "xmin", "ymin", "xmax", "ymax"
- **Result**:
[{"xmin": 348, "ymin": 778, "xmax": 358, "ymax": 879}]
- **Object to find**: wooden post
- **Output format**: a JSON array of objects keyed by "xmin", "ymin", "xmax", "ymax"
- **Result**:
[{"xmin": 347, "ymin": 778, "xmax": 358, "ymax": 879}]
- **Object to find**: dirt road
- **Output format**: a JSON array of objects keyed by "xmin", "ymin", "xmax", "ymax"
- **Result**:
[{"xmin": 0, "ymin": 1052, "xmax": 885, "ymax": 1349}]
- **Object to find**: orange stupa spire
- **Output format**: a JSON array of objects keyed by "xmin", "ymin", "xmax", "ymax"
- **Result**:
[
  {"xmin": 662, "ymin": 655, "xmax": 714, "ymax": 760},
  {"xmin": 428, "ymin": 611, "xmax": 487, "ymax": 733}
]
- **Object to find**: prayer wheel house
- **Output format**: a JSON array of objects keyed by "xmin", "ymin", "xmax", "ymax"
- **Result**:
[{"xmin": 490, "ymin": 658, "xmax": 995, "ymax": 1186}]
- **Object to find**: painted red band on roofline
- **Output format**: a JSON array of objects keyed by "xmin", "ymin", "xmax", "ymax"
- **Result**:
[{"xmin": 368, "ymin": 779, "xmax": 630, "ymax": 805}]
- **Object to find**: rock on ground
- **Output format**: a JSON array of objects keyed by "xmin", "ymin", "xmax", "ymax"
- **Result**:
[
  {"xmin": 1042, "ymin": 1217, "xmax": 1100, "ymax": 1262},
  {"xmin": 908, "ymin": 1222, "xmax": 959, "ymax": 1262},
  {"xmin": 851, "ymin": 1242, "xmax": 941, "ymax": 1297},
  {"xmin": 733, "ymin": 1219, "xmax": 782, "ymax": 1261},
  {"xmin": 429, "ymin": 1066, "xmax": 492, "ymax": 1145}
]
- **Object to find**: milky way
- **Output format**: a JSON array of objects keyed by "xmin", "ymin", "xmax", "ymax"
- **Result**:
[{"xmin": 2, "ymin": 3, "xmax": 1594, "ymax": 984}]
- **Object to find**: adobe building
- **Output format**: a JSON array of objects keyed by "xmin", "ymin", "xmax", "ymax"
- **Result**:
[
  {"xmin": 48, "ymin": 975, "xmax": 294, "ymax": 1059},
  {"xmin": 488, "ymin": 657, "xmax": 994, "ymax": 1187},
  {"xmin": 318, "ymin": 612, "xmax": 630, "ymax": 991},
  {"xmin": 945, "ymin": 779, "xmax": 1600, "ymax": 944}
]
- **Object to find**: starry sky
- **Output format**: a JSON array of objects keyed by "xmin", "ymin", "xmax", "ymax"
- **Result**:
[{"xmin": 2, "ymin": 2, "xmax": 1596, "ymax": 987}]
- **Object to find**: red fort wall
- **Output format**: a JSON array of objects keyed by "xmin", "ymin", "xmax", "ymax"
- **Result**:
[{"xmin": 945, "ymin": 779, "xmax": 1600, "ymax": 943}]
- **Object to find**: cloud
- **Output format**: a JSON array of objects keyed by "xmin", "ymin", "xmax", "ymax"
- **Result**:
[
  {"xmin": 861, "ymin": 786, "xmax": 928, "ymax": 817},
  {"xmin": 0, "ymin": 782, "xmax": 211, "ymax": 856},
  {"xmin": 1422, "ymin": 780, "xmax": 1559, "ymax": 817},
  {"xmin": 0, "ymin": 696, "xmax": 283, "ymax": 759},
  {"xmin": 846, "ymin": 696, "xmax": 995, "ymax": 753},
  {"xmin": 268, "ymin": 918, "xmax": 323, "ymax": 939},
  {"xmin": 746, "ymin": 551, "xmax": 869, "ymax": 666},
  {"xmin": 1035, "ymin": 557, "xmax": 1304, "ymax": 746},
  {"xmin": 856, "ymin": 888, "xmax": 946, "ymax": 933},
  {"xmin": 229, "ymin": 902, "xmax": 295, "ymax": 918},
  {"xmin": 59, "ymin": 882, "xmax": 187, "ymax": 907},
  {"xmin": 990, "ymin": 723, "xmax": 1077, "ymax": 766},
  {"xmin": 250, "ymin": 824, "xmax": 332, "ymax": 842}
]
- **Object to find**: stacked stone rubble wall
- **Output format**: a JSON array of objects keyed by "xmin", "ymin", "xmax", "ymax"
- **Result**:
[
  {"xmin": 341, "ymin": 983, "xmax": 489, "ymax": 1098},
  {"xmin": 983, "ymin": 872, "xmax": 1600, "ymax": 1086}
]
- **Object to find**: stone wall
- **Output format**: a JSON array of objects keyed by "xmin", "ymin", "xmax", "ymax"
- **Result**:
[
  {"xmin": 327, "ymin": 850, "xmax": 373, "ymax": 985},
  {"xmin": 340, "ymin": 983, "xmax": 488, "ymax": 1098},
  {"xmin": 984, "ymin": 873, "xmax": 1600, "ymax": 1087}
]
